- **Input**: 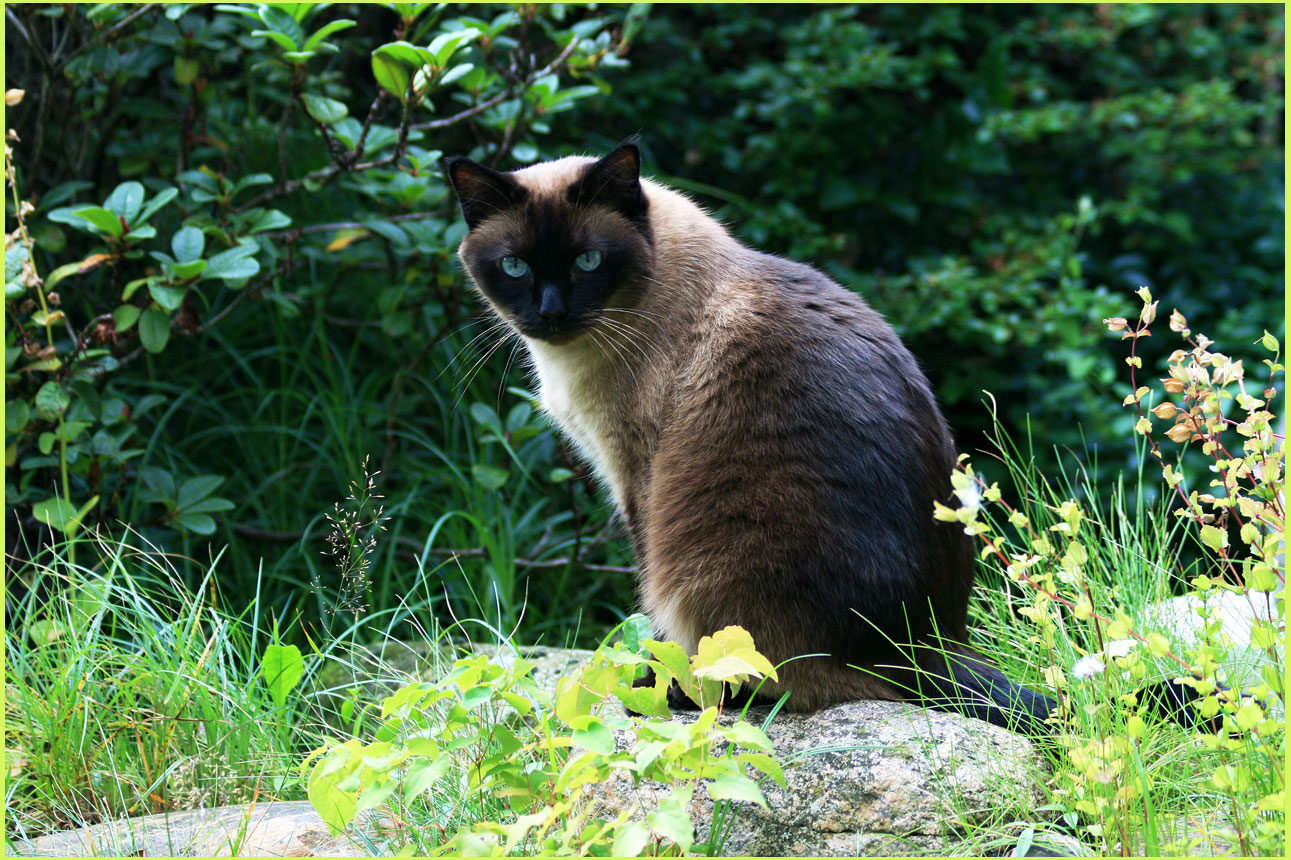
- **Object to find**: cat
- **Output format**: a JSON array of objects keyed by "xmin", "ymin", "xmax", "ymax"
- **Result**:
[{"xmin": 444, "ymin": 139, "xmax": 1056, "ymax": 733}]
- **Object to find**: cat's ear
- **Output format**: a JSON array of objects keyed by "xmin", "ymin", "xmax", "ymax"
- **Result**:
[
  {"xmin": 572, "ymin": 140, "xmax": 647, "ymax": 218},
  {"xmin": 443, "ymin": 157, "xmax": 526, "ymax": 230}
]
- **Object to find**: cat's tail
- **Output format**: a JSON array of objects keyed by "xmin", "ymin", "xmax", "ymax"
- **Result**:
[{"xmin": 907, "ymin": 645, "xmax": 1058, "ymax": 736}]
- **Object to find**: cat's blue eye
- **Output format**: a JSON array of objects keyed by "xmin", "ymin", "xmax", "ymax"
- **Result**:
[
  {"xmin": 574, "ymin": 250, "xmax": 603, "ymax": 272},
  {"xmin": 500, "ymin": 256, "xmax": 530, "ymax": 278}
]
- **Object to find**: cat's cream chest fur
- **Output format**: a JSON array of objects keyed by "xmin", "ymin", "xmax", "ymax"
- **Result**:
[{"xmin": 523, "ymin": 337, "xmax": 633, "ymax": 512}]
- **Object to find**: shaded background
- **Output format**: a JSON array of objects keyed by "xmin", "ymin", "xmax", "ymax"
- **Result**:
[{"xmin": 5, "ymin": 3, "xmax": 1284, "ymax": 647}]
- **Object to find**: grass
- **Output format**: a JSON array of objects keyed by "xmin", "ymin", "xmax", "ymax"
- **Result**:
[
  {"xmin": 117, "ymin": 302, "xmax": 636, "ymax": 650},
  {"xmin": 4, "ymin": 366, "xmax": 1282, "ymax": 856}
]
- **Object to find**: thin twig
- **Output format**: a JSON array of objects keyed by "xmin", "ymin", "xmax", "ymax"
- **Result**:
[{"xmin": 62, "ymin": 3, "xmax": 158, "ymax": 64}]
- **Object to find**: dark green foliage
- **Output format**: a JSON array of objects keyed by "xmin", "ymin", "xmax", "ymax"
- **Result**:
[
  {"xmin": 4, "ymin": 4, "xmax": 1283, "ymax": 650},
  {"xmin": 6, "ymin": 2, "xmax": 635, "ymax": 642},
  {"xmin": 564, "ymin": 3, "xmax": 1283, "ymax": 490}
]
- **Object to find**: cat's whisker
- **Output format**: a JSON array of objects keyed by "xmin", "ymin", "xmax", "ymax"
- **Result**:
[
  {"xmin": 434, "ymin": 318, "xmax": 514, "ymax": 384},
  {"xmin": 452, "ymin": 330, "xmax": 514, "ymax": 411},
  {"xmin": 596, "ymin": 318, "xmax": 654, "ymax": 365}
]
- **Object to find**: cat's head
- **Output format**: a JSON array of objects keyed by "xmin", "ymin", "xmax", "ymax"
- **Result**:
[{"xmin": 444, "ymin": 140, "xmax": 654, "ymax": 343}]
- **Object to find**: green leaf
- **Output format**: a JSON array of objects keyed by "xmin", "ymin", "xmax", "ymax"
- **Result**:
[
  {"xmin": 33, "ymin": 498, "xmax": 77, "ymax": 532},
  {"xmin": 71, "ymin": 206, "xmax": 124, "ymax": 237},
  {"xmin": 261, "ymin": 643, "xmax": 305, "ymax": 708},
  {"xmin": 372, "ymin": 52, "xmax": 410, "ymax": 100},
  {"xmin": 247, "ymin": 209, "xmax": 292, "ymax": 233},
  {"xmin": 139, "ymin": 466, "xmax": 177, "ymax": 499},
  {"xmin": 355, "ymin": 779, "xmax": 399, "ymax": 813},
  {"xmin": 177, "ymin": 474, "xmax": 225, "ymax": 509},
  {"xmin": 402, "ymin": 753, "xmax": 452, "ymax": 803},
  {"xmin": 149, "ymin": 284, "xmax": 187, "ymax": 313},
  {"xmin": 708, "ymin": 771, "xmax": 768, "ymax": 807},
  {"xmin": 471, "ymin": 463, "xmax": 508, "ymax": 490},
  {"xmin": 571, "ymin": 719, "xmax": 615, "ymax": 755},
  {"xmin": 251, "ymin": 28, "xmax": 298, "ymax": 51},
  {"xmin": 612, "ymin": 821, "xmax": 650, "ymax": 858},
  {"xmin": 259, "ymin": 4, "xmax": 304, "ymax": 44},
  {"xmin": 169, "ymin": 259, "xmax": 208, "ymax": 279},
  {"xmin": 122, "ymin": 277, "xmax": 155, "ymax": 301},
  {"xmin": 32, "ymin": 494, "xmax": 97, "ymax": 536},
  {"xmin": 302, "ymin": 18, "xmax": 356, "ymax": 52},
  {"xmin": 42, "ymin": 259, "xmax": 81, "ymax": 289},
  {"xmin": 308, "ymin": 756, "xmax": 359, "ymax": 836},
  {"xmin": 5, "ymin": 398, "xmax": 30, "ymax": 433},
  {"xmin": 428, "ymin": 28, "xmax": 480, "ymax": 66},
  {"xmin": 34, "ymin": 382, "xmax": 70, "ymax": 420},
  {"xmin": 172, "ymin": 226, "xmax": 205, "ymax": 262},
  {"xmin": 104, "ymin": 181, "xmax": 145, "ymax": 223},
  {"xmin": 182, "ymin": 496, "xmax": 236, "ymax": 514},
  {"xmin": 1200, "ymin": 524, "xmax": 1228, "ymax": 552},
  {"xmin": 302, "ymin": 93, "xmax": 348, "ymax": 124},
  {"xmin": 174, "ymin": 56, "xmax": 200, "ymax": 85},
  {"xmin": 139, "ymin": 309, "xmax": 171, "ymax": 353},
  {"xmin": 175, "ymin": 512, "xmax": 217, "ymax": 534},
  {"xmin": 69, "ymin": 379, "xmax": 102, "ymax": 420},
  {"xmin": 202, "ymin": 243, "xmax": 261, "ymax": 281},
  {"xmin": 438, "ymin": 63, "xmax": 474, "ymax": 87}
]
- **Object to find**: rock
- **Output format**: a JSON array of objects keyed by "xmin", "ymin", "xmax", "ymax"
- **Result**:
[
  {"xmin": 10, "ymin": 801, "xmax": 386, "ymax": 857},
  {"xmin": 582, "ymin": 698, "xmax": 1049, "ymax": 857}
]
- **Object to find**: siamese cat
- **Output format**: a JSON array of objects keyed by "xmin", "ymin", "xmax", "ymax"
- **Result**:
[{"xmin": 443, "ymin": 140, "xmax": 1056, "ymax": 732}]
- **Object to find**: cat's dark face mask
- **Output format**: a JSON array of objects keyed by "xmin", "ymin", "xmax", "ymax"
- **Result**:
[{"xmin": 445, "ymin": 142, "xmax": 654, "ymax": 343}]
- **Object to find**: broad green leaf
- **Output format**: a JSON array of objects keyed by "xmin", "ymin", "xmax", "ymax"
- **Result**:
[
  {"xmin": 202, "ymin": 243, "xmax": 260, "ymax": 281},
  {"xmin": 71, "ymin": 206, "xmax": 124, "ymax": 237},
  {"xmin": 372, "ymin": 52, "xmax": 410, "ymax": 100},
  {"xmin": 571, "ymin": 719, "xmax": 615, "ymax": 755},
  {"xmin": 256, "ymin": 5, "xmax": 303, "ymax": 46},
  {"xmin": 113, "ymin": 304, "xmax": 141, "ymax": 332},
  {"xmin": 135, "ymin": 187, "xmax": 178, "ymax": 226},
  {"xmin": 122, "ymin": 276, "xmax": 155, "ymax": 301},
  {"xmin": 612, "ymin": 821, "xmax": 649, "ymax": 858},
  {"xmin": 247, "ymin": 209, "xmax": 292, "ymax": 233},
  {"xmin": 251, "ymin": 28, "xmax": 298, "ymax": 51},
  {"xmin": 708, "ymin": 771, "xmax": 768, "ymax": 807},
  {"xmin": 471, "ymin": 463, "xmax": 508, "ymax": 490},
  {"xmin": 32, "ymin": 494, "xmax": 97, "ymax": 536},
  {"xmin": 5, "ymin": 399, "xmax": 29, "ymax": 433},
  {"xmin": 355, "ymin": 779, "xmax": 399, "ymax": 813},
  {"xmin": 646, "ymin": 787, "xmax": 695, "ymax": 854},
  {"xmin": 1200, "ymin": 524, "xmax": 1228, "ymax": 552},
  {"xmin": 302, "ymin": 18, "xmax": 356, "ymax": 52},
  {"xmin": 139, "ymin": 465, "xmax": 176, "ymax": 498},
  {"xmin": 149, "ymin": 284, "xmax": 187, "ymax": 313},
  {"xmin": 175, "ymin": 512, "xmax": 217, "ymax": 534},
  {"xmin": 429, "ymin": 28, "xmax": 480, "ymax": 65},
  {"xmin": 69, "ymin": 379, "xmax": 102, "ymax": 420},
  {"xmin": 261, "ymin": 642, "xmax": 305, "ymax": 708},
  {"xmin": 172, "ymin": 225, "xmax": 205, "ymax": 262},
  {"xmin": 402, "ymin": 754, "xmax": 454, "ymax": 800},
  {"xmin": 177, "ymin": 474, "xmax": 226, "ymax": 509},
  {"xmin": 308, "ymin": 748, "xmax": 360, "ymax": 835},
  {"xmin": 138, "ymin": 308, "xmax": 171, "ymax": 353},
  {"xmin": 183, "ymin": 496, "xmax": 236, "ymax": 514},
  {"xmin": 34, "ymin": 382, "xmax": 70, "ymax": 420},
  {"xmin": 43, "ymin": 260, "xmax": 83, "ymax": 290},
  {"xmin": 104, "ymin": 181, "xmax": 145, "ymax": 223},
  {"xmin": 174, "ymin": 56, "xmax": 200, "ymax": 85},
  {"xmin": 438, "ymin": 62, "xmax": 474, "ymax": 87},
  {"xmin": 302, "ymin": 93, "xmax": 348, "ymax": 124},
  {"xmin": 170, "ymin": 259, "xmax": 208, "ymax": 279}
]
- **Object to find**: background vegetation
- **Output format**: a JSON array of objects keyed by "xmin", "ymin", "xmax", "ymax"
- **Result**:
[{"xmin": 4, "ymin": 3, "xmax": 1284, "ymax": 853}]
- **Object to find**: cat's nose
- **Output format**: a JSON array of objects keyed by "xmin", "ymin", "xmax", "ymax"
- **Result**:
[{"xmin": 539, "ymin": 284, "xmax": 567, "ymax": 322}]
